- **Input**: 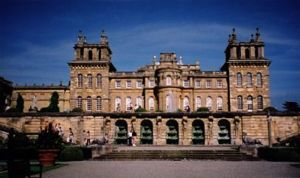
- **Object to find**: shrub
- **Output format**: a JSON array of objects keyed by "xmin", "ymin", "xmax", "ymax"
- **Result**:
[
  {"xmin": 135, "ymin": 107, "xmax": 147, "ymax": 113},
  {"xmin": 196, "ymin": 107, "xmax": 209, "ymax": 112},
  {"xmin": 263, "ymin": 106, "xmax": 278, "ymax": 112},
  {"xmin": 6, "ymin": 107, "xmax": 19, "ymax": 113},
  {"xmin": 16, "ymin": 94, "xmax": 24, "ymax": 112},
  {"xmin": 176, "ymin": 109, "xmax": 183, "ymax": 113},
  {"xmin": 71, "ymin": 107, "xmax": 83, "ymax": 113},
  {"xmin": 258, "ymin": 147, "xmax": 300, "ymax": 162},
  {"xmin": 58, "ymin": 146, "xmax": 84, "ymax": 161},
  {"xmin": 39, "ymin": 92, "xmax": 60, "ymax": 112}
]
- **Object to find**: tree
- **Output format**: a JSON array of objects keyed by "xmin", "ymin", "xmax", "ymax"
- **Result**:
[
  {"xmin": 16, "ymin": 93, "xmax": 24, "ymax": 112},
  {"xmin": 282, "ymin": 101, "xmax": 300, "ymax": 112},
  {"xmin": 263, "ymin": 106, "xmax": 278, "ymax": 112},
  {"xmin": 40, "ymin": 91, "xmax": 60, "ymax": 112},
  {"xmin": 48, "ymin": 91, "xmax": 59, "ymax": 112}
]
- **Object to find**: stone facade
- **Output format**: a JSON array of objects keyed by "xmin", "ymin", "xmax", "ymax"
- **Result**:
[
  {"xmin": 10, "ymin": 28, "xmax": 270, "ymax": 113},
  {"xmin": 0, "ymin": 113, "xmax": 299, "ymax": 146}
]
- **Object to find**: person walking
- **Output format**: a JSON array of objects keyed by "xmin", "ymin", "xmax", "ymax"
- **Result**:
[
  {"xmin": 86, "ymin": 130, "xmax": 91, "ymax": 146},
  {"xmin": 128, "ymin": 130, "xmax": 133, "ymax": 146}
]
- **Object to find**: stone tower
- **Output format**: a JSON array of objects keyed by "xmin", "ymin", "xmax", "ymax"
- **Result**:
[
  {"xmin": 68, "ymin": 31, "xmax": 116, "ymax": 112},
  {"xmin": 222, "ymin": 28, "xmax": 271, "ymax": 112}
]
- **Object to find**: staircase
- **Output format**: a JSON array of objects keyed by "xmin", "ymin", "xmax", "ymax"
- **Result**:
[{"xmin": 94, "ymin": 146, "xmax": 257, "ymax": 161}]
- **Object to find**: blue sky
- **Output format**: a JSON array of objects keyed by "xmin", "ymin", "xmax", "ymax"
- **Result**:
[{"xmin": 1, "ymin": 0, "xmax": 300, "ymax": 110}]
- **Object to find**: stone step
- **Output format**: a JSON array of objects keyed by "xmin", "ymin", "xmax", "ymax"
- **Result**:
[{"xmin": 95, "ymin": 148, "xmax": 256, "ymax": 161}]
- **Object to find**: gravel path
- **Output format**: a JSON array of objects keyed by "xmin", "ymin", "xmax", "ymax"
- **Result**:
[{"xmin": 43, "ymin": 161, "xmax": 300, "ymax": 178}]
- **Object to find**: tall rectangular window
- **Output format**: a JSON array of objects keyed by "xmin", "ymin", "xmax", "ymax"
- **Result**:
[
  {"xmin": 237, "ymin": 73, "xmax": 242, "ymax": 87},
  {"xmin": 78, "ymin": 74, "xmax": 83, "ymax": 88},
  {"xmin": 77, "ymin": 96, "xmax": 82, "ymax": 108},
  {"xmin": 257, "ymin": 95, "xmax": 263, "ymax": 110},
  {"xmin": 195, "ymin": 80, "xmax": 201, "ymax": 88},
  {"xmin": 126, "ymin": 80, "xmax": 132, "ymax": 88},
  {"xmin": 217, "ymin": 80, "xmax": 223, "ymax": 88},
  {"xmin": 247, "ymin": 73, "xmax": 253, "ymax": 87},
  {"xmin": 237, "ymin": 96, "xmax": 243, "ymax": 110},
  {"xmin": 96, "ymin": 74, "xmax": 102, "ymax": 88},
  {"xmin": 247, "ymin": 96, "xmax": 253, "ymax": 111},
  {"xmin": 257, "ymin": 73, "xmax": 262, "ymax": 87},
  {"xmin": 183, "ymin": 80, "xmax": 189, "ymax": 87},
  {"xmin": 206, "ymin": 80, "xmax": 212, "ymax": 88},
  {"xmin": 96, "ymin": 97, "xmax": 102, "ymax": 111},
  {"xmin": 87, "ymin": 74, "xmax": 92, "ymax": 88},
  {"xmin": 136, "ymin": 80, "xmax": 143, "ymax": 88},
  {"xmin": 149, "ymin": 80, "xmax": 155, "ymax": 87},
  {"xmin": 115, "ymin": 80, "xmax": 121, "ymax": 88},
  {"xmin": 86, "ymin": 96, "xmax": 92, "ymax": 111}
]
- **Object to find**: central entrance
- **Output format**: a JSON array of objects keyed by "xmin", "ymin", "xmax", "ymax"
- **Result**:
[
  {"xmin": 115, "ymin": 120, "xmax": 128, "ymax": 144},
  {"xmin": 166, "ymin": 120, "xmax": 179, "ymax": 144}
]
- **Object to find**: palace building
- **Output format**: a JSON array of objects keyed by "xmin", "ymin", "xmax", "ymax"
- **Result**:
[
  {"xmin": 2, "ymin": 29, "xmax": 285, "ymax": 146},
  {"xmin": 11, "ymin": 28, "xmax": 270, "ymax": 113}
]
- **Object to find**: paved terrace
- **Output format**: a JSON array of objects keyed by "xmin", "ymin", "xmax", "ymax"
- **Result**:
[
  {"xmin": 114, "ymin": 145, "xmax": 236, "ymax": 151},
  {"xmin": 43, "ymin": 161, "xmax": 300, "ymax": 178}
]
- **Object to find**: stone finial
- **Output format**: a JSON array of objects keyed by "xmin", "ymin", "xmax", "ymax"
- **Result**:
[
  {"xmin": 77, "ymin": 30, "xmax": 86, "ymax": 43},
  {"xmin": 255, "ymin": 27, "xmax": 262, "ymax": 42},
  {"xmin": 229, "ymin": 28, "xmax": 237, "ymax": 43},
  {"xmin": 250, "ymin": 34, "xmax": 254, "ymax": 42},
  {"xmin": 100, "ymin": 30, "xmax": 109, "ymax": 45}
]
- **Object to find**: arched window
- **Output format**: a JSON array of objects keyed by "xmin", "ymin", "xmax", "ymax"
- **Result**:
[
  {"xmin": 77, "ymin": 96, "xmax": 82, "ymax": 109},
  {"xmin": 136, "ymin": 96, "xmax": 143, "ymax": 108},
  {"xmin": 257, "ymin": 95, "xmax": 263, "ymax": 110},
  {"xmin": 88, "ymin": 50, "xmax": 93, "ymax": 60},
  {"xmin": 96, "ymin": 96, "xmax": 102, "ymax": 111},
  {"xmin": 217, "ymin": 96, "xmax": 223, "ymax": 111},
  {"xmin": 237, "ymin": 95, "xmax": 243, "ymax": 110},
  {"xmin": 247, "ymin": 95, "xmax": 253, "ymax": 111},
  {"xmin": 245, "ymin": 48, "xmax": 250, "ymax": 59},
  {"xmin": 86, "ymin": 96, "xmax": 92, "ymax": 111},
  {"xmin": 195, "ymin": 96, "xmax": 201, "ymax": 109},
  {"xmin": 126, "ymin": 97, "xmax": 132, "ymax": 111},
  {"xmin": 148, "ymin": 97, "xmax": 155, "ymax": 111},
  {"xmin": 247, "ymin": 72, "xmax": 253, "ymax": 87},
  {"xmin": 257, "ymin": 73, "xmax": 262, "ymax": 87},
  {"xmin": 206, "ymin": 96, "xmax": 212, "ymax": 111},
  {"xmin": 183, "ymin": 96, "xmax": 190, "ymax": 111},
  {"xmin": 115, "ymin": 97, "xmax": 121, "ymax": 111},
  {"xmin": 96, "ymin": 74, "xmax": 102, "ymax": 88},
  {"xmin": 87, "ymin": 74, "xmax": 92, "ymax": 88},
  {"xmin": 166, "ymin": 76, "xmax": 172, "ymax": 86},
  {"xmin": 237, "ymin": 73, "xmax": 242, "ymax": 87},
  {"xmin": 78, "ymin": 74, "xmax": 83, "ymax": 88}
]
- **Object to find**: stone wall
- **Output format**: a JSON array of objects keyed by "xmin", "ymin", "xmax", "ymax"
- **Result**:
[{"xmin": 0, "ymin": 113, "xmax": 299, "ymax": 146}]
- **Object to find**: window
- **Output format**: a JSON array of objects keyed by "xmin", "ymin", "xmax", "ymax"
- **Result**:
[
  {"xmin": 77, "ymin": 96, "xmax": 82, "ymax": 108},
  {"xmin": 96, "ymin": 74, "xmax": 102, "ymax": 88},
  {"xmin": 247, "ymin": 73, "xmax": 253, "ymax": 87},
  {"xmin": 96, "ymin": 96, "xmax": 102, "ymax": 111},
  {"xmin": 195, "ymin": 80, "xmax": 201, "ymax": 88},
  {"xmin": 115, "ymin": 80, "xmax": 121, "ymax": 88},
  {"xmin": 136, "ymin": 80, "xmax": 143, "ymax": 88},
  {"xmin": 126, "ymin": 97, "xmax": 132, "ymax": 111},
  {"xmin": 217, "ymin": 80, "xmax": 223, "ymax": 88},
  {"xmin": 206, "ymin": 96, "xmax": 212, "ymax": 110},
  {"xmin": 245, "ymin": 48, "xmax": 250, "ymax": 59},
  {"xmin": 237, "ymin": 96, "xmax": 243, "ymax": 110},
  {"xmin": 237, "ymin": 73, "xmax": 242, "ymax": 87},
  {"xmin": 115, "ymin": 97, "xmax": 121, "ymax": 111},
  {"xmin": 87, "ymin": 74, "xmax": 92, "ymax": 88},
  {"xmin": 126, "ymin": 80, "xmax": 132, "ymax": 88},
  {"xmin": 247, "ymin": 95, "xmax": 253, "ymax": 111},
  {"xmin": 257, "ymin": 73, "xmax": 262, "ymax": 87},
  {"xmin": 206, "ymin": 80, "xmax": 212, "ymax": 88},
  {"xmin": 183, "ymin": 96, "xmax": 190, "ymax": 111},
  {"xmin": 148, "ymin": 97, "xmax": 155, "ymax": 111},
  {"xmin": 149, "ymin": 80, "xmax": 155, "ymax": 87},
  {"xmin": 195, "ymin": 96, "xmax": 201, "ymax": 109},
  {"xmin": 88, "ymin": 50, "xmax": 93, "ymax": 60},
  {"xmin": 166, "ymin": 95, "xmax": 171, "ymax": 111},
  {"xmin": 257, "ymin": 95, "xmax": 263, "ymax": 110},
  {"xmin": 217, "ymin": 96, "xmax": 223, "ymax": 110},
  {"xmin": 166, "ymin": 76, "xmax": 172, "ymax": 86},
  {"xmin": 183, "ymin": 80, "xmax": 189, "ymax": 87},
  {"xmin": 136, "ymin": 96, "xmax": 143, "ymax": 108},
  {"xmin": 78, "ymin": 74, "xmax": 83, "ymax": 88},
  {"xmin": 86, "ymin": 96, "xmax": 92, "ymax": 111}
]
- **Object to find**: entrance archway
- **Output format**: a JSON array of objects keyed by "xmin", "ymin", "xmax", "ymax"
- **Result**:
[
  {"xmin": 140, "ymin": 120, "xmax": 153, "ymax": 144},
  {"xmin": 166, "ymin": 120, "xmax": 179, "ymax": 144},
  {"xmin": 192, "ymin": 120, "xmax": 205, "ymax": 144},
  {"xmin": 218, "ymin": 119, "xmax": 231, "ymax": 144},
  {"xmin": 115, "ymin": 120, "xmax": 128, "ymax": 144}
]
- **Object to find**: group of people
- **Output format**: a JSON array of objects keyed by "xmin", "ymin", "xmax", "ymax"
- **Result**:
[{"xmin": 127, "ymin": 130, "xmax": 137, "ymax": 146}]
